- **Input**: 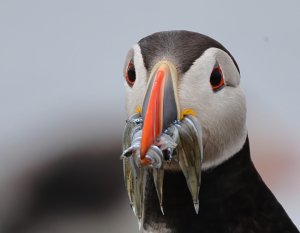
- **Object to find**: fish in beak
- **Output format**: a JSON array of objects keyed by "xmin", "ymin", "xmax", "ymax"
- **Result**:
[{"xmin": 121, "ymin": 60, "xmax": 204, "ymax": 229}]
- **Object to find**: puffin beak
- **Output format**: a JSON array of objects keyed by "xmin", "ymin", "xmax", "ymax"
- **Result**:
[{"xmin": 140, "ymin": 61, "xmax": 180, "ymax": 165}]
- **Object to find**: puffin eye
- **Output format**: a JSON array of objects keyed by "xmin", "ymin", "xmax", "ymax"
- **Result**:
[
  {"xmin": 210, "ymin": 65, "xmax": 225, "ymax": 92},
  {"xmin": 125, "ymin": 61, "xmax": 136, "ymax": 87}
]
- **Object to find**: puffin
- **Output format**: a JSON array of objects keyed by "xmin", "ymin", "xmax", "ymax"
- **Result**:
[{"xmin": 121, "ymin": 30, "xmax": 299, "ymax": 233}]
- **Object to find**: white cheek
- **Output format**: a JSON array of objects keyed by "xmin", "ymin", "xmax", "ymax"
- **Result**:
[
  {"xmin": 125, "ymin": 76, "xmax": 147, "ymax": 116},
  {"xmin": 178, "ymin": 48, "xmax": 247, "ymax": 169},
  {"xmin": 125, "ymin": 44, "xmax": 148, "ymax": 116},
  {"xmin": 178, "ymin": 49, "xmax": 215, "ymax": 118}
]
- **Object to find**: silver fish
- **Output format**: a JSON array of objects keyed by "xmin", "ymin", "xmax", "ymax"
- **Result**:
[{"xmin": 121, "ymin": 113, "xmax": 204, "ymax": 223}]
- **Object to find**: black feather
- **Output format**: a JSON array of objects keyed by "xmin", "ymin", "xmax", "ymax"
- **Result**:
[
  {"xmin": 143, "ymin": 137, "xmax": 299, "ymax": 233},
  {"xmin": 138, "ymin": 30, "xmax": 239, "ymax": 74}
]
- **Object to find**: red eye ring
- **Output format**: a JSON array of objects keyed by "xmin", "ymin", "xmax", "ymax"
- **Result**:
[
  {"xmin": 210, "ymin": 66, "xmax": 225, "ymax": 92},
  {"xmin": 125, "ymin": 61, "xmax": 136, "ymax": 87}
]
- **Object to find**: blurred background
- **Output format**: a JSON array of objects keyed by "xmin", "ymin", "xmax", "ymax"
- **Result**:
[{"xmin": 0, "ymin": 0, "xmax": 299, "ymax": 232}]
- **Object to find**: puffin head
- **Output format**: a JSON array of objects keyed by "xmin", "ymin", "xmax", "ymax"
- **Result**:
[
  {"xmin": 121, "ymin": 30, "xmax": 247, "ymax": 227},
  {"xmin": 123, "ymin": 30, "xmax": 246, "ymax": 169}
]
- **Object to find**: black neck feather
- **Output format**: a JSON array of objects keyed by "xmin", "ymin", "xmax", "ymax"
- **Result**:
[{"xmin": 143, "ymin": 137, "xmax": 299, "ymax": 233}]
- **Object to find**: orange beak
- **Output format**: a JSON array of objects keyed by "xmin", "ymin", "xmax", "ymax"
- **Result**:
[{"xmin": 140, "ymin": 61, "xmax": 180, "ymax": 165}]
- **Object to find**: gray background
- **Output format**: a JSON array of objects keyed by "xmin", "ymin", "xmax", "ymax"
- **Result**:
[{"xmin": 0, "ymin": 0, "xmax": 299, "ymax": 232}]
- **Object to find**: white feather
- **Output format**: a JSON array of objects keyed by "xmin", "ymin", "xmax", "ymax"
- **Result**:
[
  {"xmin": 124, "ymin": 44, "xmax": 148, "ymax": 115},
  {"xmin": 179, "ymin": 48, "xmax": 247, "ymax": 170},
  {"xmin": 124, "ymin": 46, "xmax": 247, "ymax": 170}
]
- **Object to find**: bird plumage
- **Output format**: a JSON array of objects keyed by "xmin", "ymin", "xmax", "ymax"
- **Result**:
[
  {"xmin": 138, "ymin": 30, "xmax": 239, "ymax": 74},
  {"xmin": 122, "ymin": 30, "xmax": 299, "ymax": 233},
  {"xmin": 143, "ymin": 137, "xmax": 299, "ymax": 233}
]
